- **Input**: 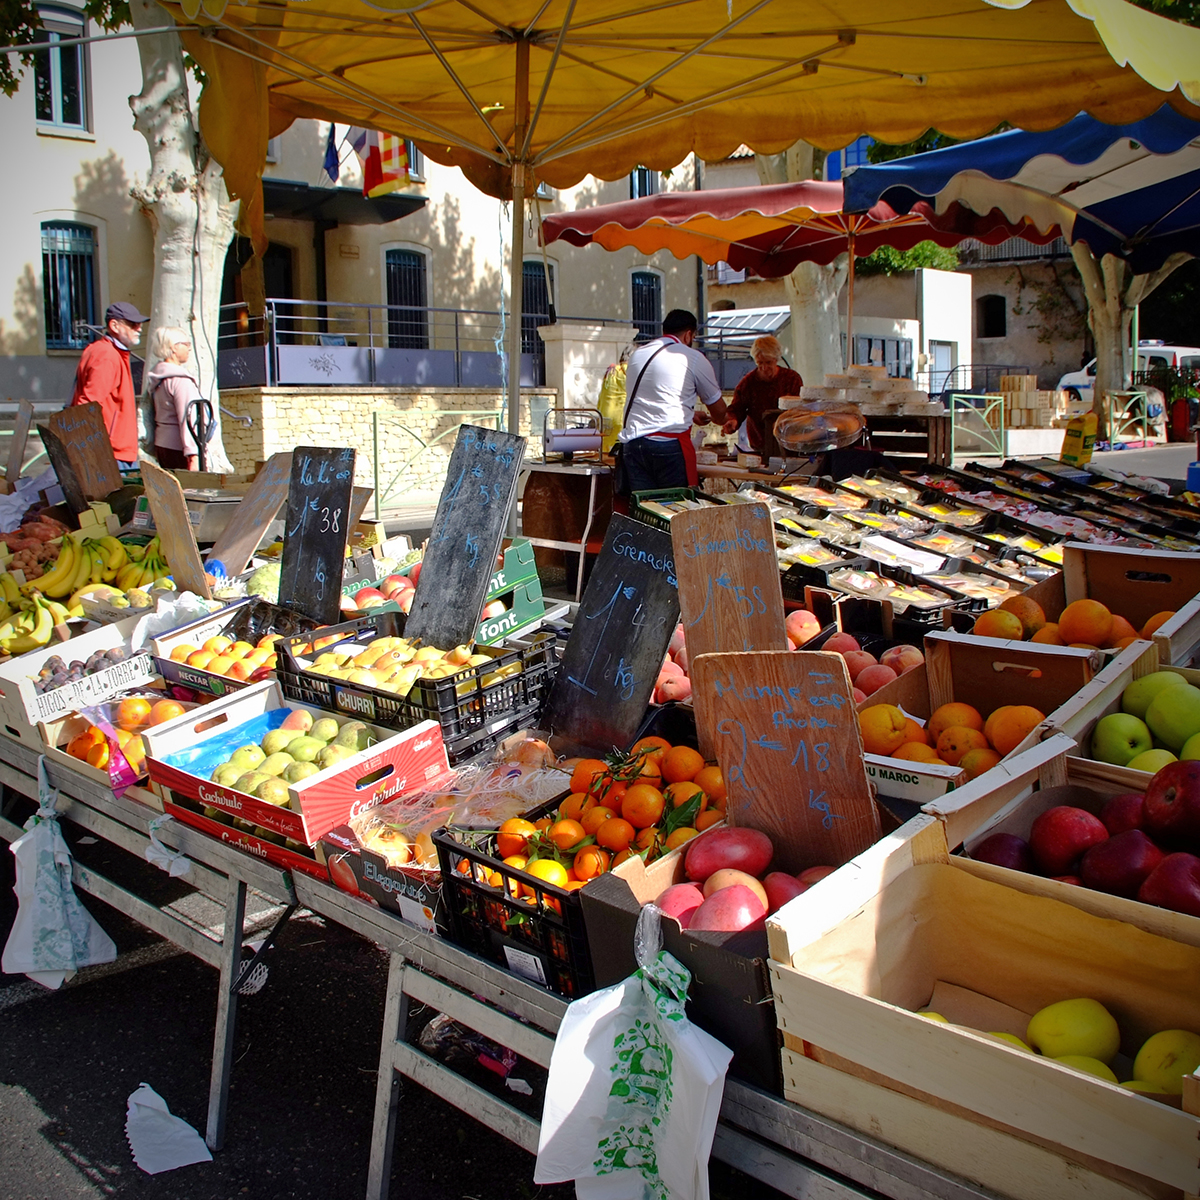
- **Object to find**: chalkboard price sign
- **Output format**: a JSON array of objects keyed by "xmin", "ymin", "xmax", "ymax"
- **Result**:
[
  {"xmin": 43, "ymin": 403, "xmax": 122, "ymax": 504},
  {"xmin": 404, "ymin": 423, "xmax": 526, "ymax": 649},
  {"xmin": 544, "ymin": 513, "xmax": 680, "ymax": 752},
  {"xmin": 278, "ymin": 446, "xmax": 357, "ymax": 624}
]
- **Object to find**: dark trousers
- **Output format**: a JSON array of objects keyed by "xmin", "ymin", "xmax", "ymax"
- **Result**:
[
  {"xmin": 621, "ymin": 436, "xmax": 689, "ymax": 493},
  {"xmin": 154, "ymin": 446, "xmax": 189, "ymax": 470}
]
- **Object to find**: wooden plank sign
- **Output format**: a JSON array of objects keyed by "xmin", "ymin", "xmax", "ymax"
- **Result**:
[
  {"xmin": 138, "ymin": 457, "xmax": 212, "ymax": 599},
  {"xmin": 208, "ymin": 451, "xmax": 292, "ymax": 576},
  {"xmin": 7, "ymin": 399, "xmax": 34, "ymax": 484},
  {"xmin": 278, "ymin": 446, "xmax": 357, "ymax": 624},
  {"xmin": 544, "ymin": 513, "xmax": 680, "ymax": 752},
  {"xmin": 43, "ymin": 403, "xmax": 122, "ymax": 500},
  {"xmin": 404, "ymin": 424, "xmax": 525, "ymax": 649},
  {"xmin": 671, "ymin": 502, "xmax": 787, "ymax": 755},
  {"xmin": 691, "ymin": 650, "xmax": 881, "ymax": 873},
  {"xmin": 37, "ymin": 423, "xmax": 87, "ymax": 512}
]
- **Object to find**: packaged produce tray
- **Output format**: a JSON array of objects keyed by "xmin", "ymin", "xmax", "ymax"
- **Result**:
[{"xmin": 629, "ymin": 487, "xmax": 724, "ymax": 533}]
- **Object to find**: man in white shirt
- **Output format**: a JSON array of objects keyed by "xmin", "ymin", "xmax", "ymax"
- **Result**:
[{"xmin": 617, "ymin": 309, "xmax": 730, "ymax": 492}]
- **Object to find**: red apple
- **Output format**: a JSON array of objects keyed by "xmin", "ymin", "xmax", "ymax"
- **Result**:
[
  {"xmin": 763, "ymin": 871, "xmax": 810, "ymax": 912},
  {"xmin": 1138, "ymin": 852, "xmax": 1200, "ymax": 917},
  {"xmin": 1142, "ymin": 761, "xmax": 1200, "ymax": 848},
  {"xmin": 1029, "ymin": 806, "xmax": 1109, "ymax": 875},
  {"xmin": 481, "ymin": 600, "xmax": 506, "ymax": 619},
  {"xmin": 785, "ymin": 609, "xmax": 821, "ymax": 648},
  {"xmin": 398, "ymin": 590, "xmax": 415, "ymax": 614},
  {"xmin": 408, "ymin": 561, "xmax": 422, "ymax": 585},
  {"xmin": 339, "ymin": 594, "xmax": 360, "ymax": 613},
  {"xmin": 971, "ymin": 832, "xmax": 1034, "ymax": 873},
  {"xmin": 655, "ymin": 882, "xmax": 705, "ymax": 928},
  {"xmin": 1100, "ymin": 792, "xmax": 1146, "ymax": 836},
  {"xmin": 797, "ymin": 865, "xmax": 835, "ymax": 884},
  {"xmin": 824, "ymin": 632, "xmax": 861, "ymax": 655},
  {"xmin": 1052, "ymin": 875, "xmax": 1083, "ymax": 885},
  {"xmin": 1079, "ymin": 830, "xmax": 1165, "ymax": 898},
  {"xmin": 881, "ymin": 645, "xmax": 924, "ymax": 675},
  {"xmin": 688, "ymin": 884, "xmax": 766, "ymax": 932},
  {"xmin": 842, "ymin": 650, "xmax": 878, "ymax": 681}
]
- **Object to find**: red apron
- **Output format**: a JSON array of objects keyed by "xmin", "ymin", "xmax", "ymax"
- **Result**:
[{"xmin": 648, "ymin": 430, "xmax": 699, "ymax": 487}]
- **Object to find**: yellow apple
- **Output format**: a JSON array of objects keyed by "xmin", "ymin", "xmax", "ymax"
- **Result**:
[
  {"xmin": 1026, "ymin": 998, "xmax": 1120, "ymax": 1063},
  {"xmin": 1133, "ymin": 1029, "xmax": 1200, "ymax": 1094}
]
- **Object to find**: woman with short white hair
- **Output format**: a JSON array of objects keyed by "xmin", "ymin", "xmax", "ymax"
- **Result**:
[
  {"xmin": 145, "ymin": 326, "xmax": 204, "ymax": 471},
  {"xmin": 722, "ymin": 335, "xmax": 803, "ymax": 454}
]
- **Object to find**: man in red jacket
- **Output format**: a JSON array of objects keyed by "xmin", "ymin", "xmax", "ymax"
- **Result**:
[{"xmin": 70, "ymin": 300, "xmax": 148, "ymax": 469}]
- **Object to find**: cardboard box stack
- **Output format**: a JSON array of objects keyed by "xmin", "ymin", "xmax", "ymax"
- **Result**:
[{"xmin": 995, "ymin": 374, "xmax": 1057, "ymax": 428}]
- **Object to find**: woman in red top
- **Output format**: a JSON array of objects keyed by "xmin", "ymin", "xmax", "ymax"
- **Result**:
[{"xmin": 722, "ymin": 336, "xmax": 803, "ymax": 453}]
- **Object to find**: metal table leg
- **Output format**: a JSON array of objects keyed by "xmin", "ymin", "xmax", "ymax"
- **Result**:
[
  {"xmin": 206, "ymin": 876, "xmax": 248, "ymax": 1151},
  {"xmin": 366, "ymin": 952, "xmax": 411, "ymax": 1200}
]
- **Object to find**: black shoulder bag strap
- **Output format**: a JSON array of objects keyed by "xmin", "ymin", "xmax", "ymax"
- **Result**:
[{"xmin": 621, "ymin": 341, "xmax": 670, "ymax": 428}]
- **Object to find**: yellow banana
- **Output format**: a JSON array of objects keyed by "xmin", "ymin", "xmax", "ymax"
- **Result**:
[
  {"xmin": 35, "ymin": 540, "xmax": 79, "ymax": 599},
  {"xmin": 69, "ymin": 542, "xmax": 92, "ymax": 594},
  {"xmin": 6, "ymin": 598, "xmax": 54, "ymax": 654},
  {"xmin": 44, "ymin": 599, "xmax": 70, "ymax": 625},
  {"xmin": 88, "ymin": 543, "xmax": 105, "ymax": 585},
  {"xmin": 0, "ymin": 572, "xmax": 20, "ymax": 606},
  {"xmin": 0, "ymin": 600, "xmax": 10, "ymax": 622},
  {"xmin": 99, "ymin": 536, "xmax": 127, "ymax": 573},
  {"xmin": 116, "ymin": 562, "xmax": 141, "ymax": 591}
]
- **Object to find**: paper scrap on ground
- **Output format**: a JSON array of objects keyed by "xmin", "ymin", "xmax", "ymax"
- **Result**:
[{"xmin": 125, "ymin": 1083, "xmax": 212, "ymax": 1175}]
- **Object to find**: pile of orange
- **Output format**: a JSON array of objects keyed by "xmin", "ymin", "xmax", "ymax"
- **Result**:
[
  {"xmin": 972, "ymin": 595, "xmax": 1173, "ymax": 652},
  {"xmin": 169, "ymin": 633, "xmax": 281, "ymax": 681},
  {"xmin": 66, "ymin": 696, "xmax": 188, "ymax": 776},
  {"xmin": 464, "ymin": 737, "xmax": 726, "ymax": 906},
  {"xmin": 859, "ymin": 699, "xmax": 1046, "ymax": 779}
]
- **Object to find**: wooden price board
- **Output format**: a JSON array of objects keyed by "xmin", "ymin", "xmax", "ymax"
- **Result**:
[
  {"xmin": 544, "ymin": 513, "xmax": 680, "ymax": 752},
  {"xmin": 139, "ymin": 457, "xmax": 212, "ymax": 599},
  {"xmin": 278, "ymin": 446, "xmax": 357, "ymax": 624},
  {"xmin": 208, "ymin": 451, "xmax": 292, "ymax": 576},
  {"xmin": 40, "ymin": 403, "xmax": 122, "ymax": 508},
  {"xmin": 671, "ymin": 502, "xmax": 786, "ymax": 755},
  {"xmin": 7, "ymin": 399, "xmax": 34, "ymax": 484},
  {"xmin": 404, "ymin": 424, "xmax": 525, "ymax": 649},
  {"xmin": 691, "ymin": 650, "xmax": 881, "ymax": 873}
]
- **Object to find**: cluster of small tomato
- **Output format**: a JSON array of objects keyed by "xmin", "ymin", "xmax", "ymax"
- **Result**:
[{"xmin": 461, "ymin": 736, "xmax": 727, "ymax": 911}]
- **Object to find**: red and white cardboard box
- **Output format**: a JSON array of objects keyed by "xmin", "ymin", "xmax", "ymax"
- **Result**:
[{"xmin": 142, "ymin": 679, "xmax": 450, "ymax": 845}]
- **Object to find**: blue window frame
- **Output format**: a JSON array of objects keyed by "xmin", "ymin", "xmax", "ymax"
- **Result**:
[{"xmin": 41, "ymin": 221, "xmax": 96, "ymax": 349}]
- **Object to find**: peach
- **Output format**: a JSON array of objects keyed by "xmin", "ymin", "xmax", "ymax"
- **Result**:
[
  {"xmin": 842, "ymin": 650, "xmax": 878, "ymax": 681},
  {"xmin": 668, "ymin": 624, "xmax": 686, "ymax": 657},
  {"xmin": 227, "ymin": 659, "xmax": 255, "ymax": 681},
  {"xmin": 824, "ymin": 632, "xmax": 861, "ymax": 654},
  {"xmin": 881, "ymin": 644, "xmax": 924, "ymax": 675},
  {"xmin": 673, "ymin": 645, "xmax": 689, "ymax": 674},
  {"xmin": 170, "ymin": 643, "xmax": 198, "ymax": 663},
  {"xmin": 785, "ymin": 609, "xmax": 822, "ymax": 647},
  {"xmin": 202, "ymin": 635, "xmax": 233, "ymax": 654},
  {"xmin": 657, "ymin": 676, "xmax": 692, "ymax": 703},
  {"xmin": 658, "ymin": 660, "xmax": 684, "ymax": 679},
  {"xmin": 186, "ymin": 649, "xmax": 215, "ymax": 670},
  {"xmin": 856, "ymin": 663, "xmax": 899, "ymax": 696},
  {"xmin": 852, "ymin": 687, "xmax": 867, "ymax": 704}
]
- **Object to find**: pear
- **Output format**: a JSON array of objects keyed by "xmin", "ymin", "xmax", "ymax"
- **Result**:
[
  {"xmin": 348, "ymin": 669, "xmax": 381, "ymax": 687},
  {"xmin": 253, "ymin": 825, "xmax": 285, "ymax": 845},
  {"xmin": 310, "ymin": 717, "xmax": 341, "ymax": 744},
  {"xmin": 284, "ymin": 760, "xmax": 320, "ymax": 784},
  {"xmin": 336, "ymin": 720, "xmax": 376, "ymax": 752},
  {"xmin": 261, "ymin": 728, "xmax": 297, "ymax": 756},
  {"xmin": 235, "ymin": 770, "xmax": 270, "ymax": 795},
  {"xmin": 210, "ymin": 763, "xmax": 242, "ymax": 787},
  {"xmin": 316, "ymin": 743, "xmax": 352, "ymax": 770},
  {"xmin": 228, "ymin": 744, "xmax": 266, "ymax": 772},
  {"xmin": 287, "ymin": 735, "xmax": 325, "ymax": 763},
  {"xmin": 280, "ymin": 709, "xmax": 314, "ymax": 733},
  {"xmin": 255, "ymin": 777, "xmax": 292, "ymax": 807},
  {"xmin": 260, "ymin": 751, "xmax": 295, "ymax": 777}
]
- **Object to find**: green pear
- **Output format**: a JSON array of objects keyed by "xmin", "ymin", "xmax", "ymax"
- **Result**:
[
  {"xmin": 284, "ymin": 760, "xmax": 321, "ymax": 784},
  {"xmin": 279, "ymin": 708, "xmax": 314, "ymax": 733},
  {"xmin": 232, "ymin": 816, "xmax": 257, "ymax": 832},
  {"xmin": 287, "ymin": 735, "xmax": 325, "ymax": 762},
  {"xmin": 210, "ymin": 763, "xmax": 242, "ymax": 787},
  {"xmin": 261, "ymin": 728, "xmax": 298, "ymax": 756},
  {"xmin": 335, "ymin": 720, "xmax": 376, "ymax": 752},
  {"xmin": 255, "ymin": 777, "xmax": 292, "ymax": 807},
  {"xmin": 309, "ymin": 717, "xmax": 341, "ymax": 744},
  {"xmin": 253, "ymin": 825, "xmax": 285, "ymax": 845},
  {"xmin": 260, "ymin": 751, "xmax": 295, "ymax": 777},
  {"xmin": 235, "ymin": 770, "xmax": 270, "ymax": 795},
  {"xmin": 316, "ymin": 743, "xmax": 352, "ymax": 770},
  {"xmin": 228, "ymin": 744, "xmax": 266, "ymax": 772}
]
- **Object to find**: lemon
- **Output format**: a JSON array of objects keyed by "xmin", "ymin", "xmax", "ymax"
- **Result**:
[{"xmin": 1026, "ymin": 998, "xmax": 1120, "ymax": 1063}]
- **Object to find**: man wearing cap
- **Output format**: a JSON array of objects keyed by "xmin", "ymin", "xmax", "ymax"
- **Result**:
[{"xmin": 70, "ymin": 300, "xmax": 148, "ymax": 470}]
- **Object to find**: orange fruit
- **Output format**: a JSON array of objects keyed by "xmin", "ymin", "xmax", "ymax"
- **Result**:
[
  {"xmin": 496, "ymin": 817, "xmax": 537, "ymax": 859},
  {"xmin": 562, "ymin": 880, "xmax": 586, "ymax": 892},
  {"xmin": 664, "ymin": 827, "xmax": 699, "ymax": 850},
  {"xmin": 695, "ymin": 809, "xmax": 724, "ymax": 830},
  {"xmin": 149, "ymin": 699, "xmax": 186, "ymax": 726},
  {"xmin": 534, "ymin": 816, "xmax": 552, "ymax": 831},
  {"xmin": 928, "ymin": 702, "xmax": 985, "ymax": 741},
  {"xmin": 998, "ymin": 594, "xmax": 1047, "ymax": 639},
  {"xmin": 1057, "ymin": 599, "xmax": 1113, "ymax": 648},
  {"xmin": 548, "ymin": 818, "xmax": 587, "ymax": 851},
  {"xmin": 572, "ymin": 845, "xmax": 611, "ymax": 880},
  {"xmin": 558, "ymin": 791, "xmax": 596, "ymax": 822},
  {"xmin": 972, "ymin": 609, "xmax": 1024, "ymax": 640},
  {"xmin": 501, "ymin": 855, "xmax": 529, "ymax": 896},
  {"xmin": 1030, "ymin": 623, "xmax": 1064, "ymax": 645},
  {"xmin": 116, "ymin": 697, "xmax": 152, "ymax": 731},
  {"xmin": 629, "ymin": 755, "xmax": 663, "ymax": 786},
  {"xmin": 202, "ymin": 635, "xmax": 233, "ymax": 654},
  {"xmin": 664, "ymin": 780, "xmax": 706, "ymax": 810},
  {"xmin": 635, "ymin": 826, "xmax": 660, "ymax": 851},
  {"xmin": 523, "ymin": 858, "xmax": 569, "ymax": 892},
  {"xmin": 1142, "ymin": 611, "xmax": 1176, "ymax": 638},
  {"xmin": 594, "ymin": 777, "xmax": 627, "ymax": 809},
  {"xmin": 958, "ymin": 746, "xmax": 1001, "ymax": 780},
  {"xmin": 86, "ymin": 741, "xmax": 110, "ymax": 769},
  {"xmin": 123, "ymin": 734, "xmax": 145, "ymax": 770},
  {"xmin": 169, "ymin": 644, "xmax": 197, "ymax": 663},
  {"xmin": 581, "ymin": 806, "xmax": 616, "ymax": 835},
  {"xmin": 1104, "ymin": 614, "xmax": 1139, "ymax": 648},
  {"xmin": 612, "ymin": 847, "xmax": 636, "ymax": 867},
  {"xmin": 858, "ymin": 704, "xmax": 910, "ymax": 756},
  {"xmin": 900, "ymin": 718, "xmax": 929, "ymax": 747},
  {"xmin": 621, "ymin": 783, "xmax": 666, "ymax": 829},
  {"xmin": 987, "ymin": 705, "xmax": 1045, "ymax": 756},
  {"xmin": 936, "ymin": 726, "xmax": 989, "ymax": 766},
  {"xmin": 892, "ymin": 742, "xmax": 942, "ymax": 763},
  {"xmin": 661, "ymin": 745, "xmax": 705, "ymax": 784},
  {"xmin": 570, "ymin": 758, "xmax": 608, "ymax": 796},
  {"xmin": 595, "ymin": 818, "xmax": 636, "ymax": 852},
  {"xmin": 1112, "ymin": 636, "xmax": 1140, "ymax": 650},
  {"xmin": 692, "ymin": 765, "xmax": 725, "ymax": 805},
  {"xmin": 1068, "ymin": 643, "xmax": 1100, "ymax": 650},
  {"xmin": 631, "ymin": 736, "xmax": 672, "ymax": 757}
]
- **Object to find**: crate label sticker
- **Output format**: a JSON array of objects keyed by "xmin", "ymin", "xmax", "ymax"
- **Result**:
[
  {"xmin": 502, "ymin": 946, "xmax": 548, "ymax": 987},
  {"xmin": 31, "ymin": 653, "xmax": 155, "ymax": 722},
  {"xmin": 864, "ymin": 761, "xmax": 955, "ymax": 803},
  {"xmin": 395, "ymin": 894, "xmax": 437, "ymax": 933},
  {"xmin": 334, "ymin": 687, "xmax": 376, "ymax": 720}
]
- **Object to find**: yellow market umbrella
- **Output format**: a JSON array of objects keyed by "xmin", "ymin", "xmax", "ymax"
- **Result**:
[{"xmin": 167, "ymin": 0, "xmax": 1200, "ymax": 437}]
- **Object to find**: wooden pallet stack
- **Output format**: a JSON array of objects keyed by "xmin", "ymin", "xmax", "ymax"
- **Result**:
[{"xmin": 999, "ymin": 374, "xmax": 1057, "ymax": 428}]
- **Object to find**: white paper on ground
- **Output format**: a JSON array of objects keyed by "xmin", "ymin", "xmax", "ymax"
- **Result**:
[{"xmin": 125, "ymin": 1083, "xmax": 212, "ymax": 1175}]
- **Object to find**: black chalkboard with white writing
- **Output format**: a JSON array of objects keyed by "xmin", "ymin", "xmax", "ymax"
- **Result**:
[
  {"xmin": 544, "ymin": 513, "xmax": 680, "ymax": 752},
  {"xmin": 278, "ymin": 446, "xmax": 357, "ymax": 624},
  {"xmin": 404, "ymin": 424, "xmax": 526, "ymax": 650}
]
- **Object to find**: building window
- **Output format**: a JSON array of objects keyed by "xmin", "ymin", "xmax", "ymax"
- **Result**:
[
  {"xmin": 41, "ymin": 220, "xmax": 96, "ymax": 349},
  {"xmin": 405, "ymin": 140, "xmax": 424, "ymax": 182},
  {"xmin": 631, "ymin": 271, "xmax": 662, "ymax": 341},
  {"xmin": 630, "ymin": 167, "xmax": 659, "ymax": 199},
  {"xmin": 522, "ymin": 261, "xmax": 554, "ymax": 356},
  {"xmin": 825, "ymin": 135, "xmax": 873, "ymax": 182},
  {"xmin": 264, "ymin": 137, "xmax": 280, "ymax": 163},
  {"xmin": 848, "ymin": 334, "xmax": 913, "ymax": 378},
  {"xmin": 34, "ymin": 6, "xmax": 88, "ymax": 132},
  {"xmin": 384, "ymin": 248, "xmax": 428, "ymax": 348},
  {"xmin": 977, "ymin": 293, "xmax": 1007, "ymax": 339}
]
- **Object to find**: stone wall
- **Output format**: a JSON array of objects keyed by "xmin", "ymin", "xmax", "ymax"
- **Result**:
[{"xmin": 218, "ymin": 387, "xmax": 557, "ymax": 511}]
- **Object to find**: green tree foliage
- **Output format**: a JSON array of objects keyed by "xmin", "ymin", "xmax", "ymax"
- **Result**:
[
  {"xmin": 856, "ymin": 241, "xmax": 959, "ymax": 276},
  {"xmin": 0, "ymin": 0, "xmax": 128, "ymax": 95},
  {"xmin": 1138, "ymin": 258, "xmax": 1200, "ymax": 345}
]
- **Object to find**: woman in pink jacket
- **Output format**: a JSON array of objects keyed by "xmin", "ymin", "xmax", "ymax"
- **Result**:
[{"xmin": 145, "ymin": 326, "xmax": 204, "ymax": 470}]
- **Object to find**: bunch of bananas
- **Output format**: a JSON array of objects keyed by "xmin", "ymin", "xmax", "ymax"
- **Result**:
[
  {"xmin": 0, "ymin": 592, "xmax": 72, "ymax": 655},
  {"xmin": 28, "ymin": 535, "xmax": 136, "ymax": 600},
  {"xmin": 115, "ymin": 536, "xmax": 171, "ymax": 591}
]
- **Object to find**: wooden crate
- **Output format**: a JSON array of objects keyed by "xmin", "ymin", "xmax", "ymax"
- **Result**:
[{"xmin": 768, "ymin": 806, "xmax": 1200, "ymax": 1200}]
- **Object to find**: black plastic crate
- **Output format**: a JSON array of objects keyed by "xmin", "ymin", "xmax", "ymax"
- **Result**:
[
  {"xmin": 276, "ymin": 622, "xmax": 556, "ymax": 762},
  {"xmin": 629, "ymin": 487, "xmax": 723, "ymax": 532},
  {"xmin": 631, "ymin": 699, "xmax": 699, "ymax": 750},
  {"xmin": 433, "ymin": 794, "xmax": 593, "ymax": 998}
]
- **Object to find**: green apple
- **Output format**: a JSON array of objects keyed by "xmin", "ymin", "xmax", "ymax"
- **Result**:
[
  {"xmin": 1126, "ymin": 748, "xmax": 1178, "ymax": 773},
  {"xmin": 309, "ymin": 717, "xmax": 341, "ymax": 744},
  {"xmin": 1133, "ymin": 1029, "xmax": 1200, "ymax": 1094},
  {"xmin": 1121, "ymin": 671, "xmax": 1190, "ymax": 720},
  {"xmin": 1146, "ymin": 684, "xmax": 1200, "ymax": 753},
  {"xmin": 1026, "ymin": 997, "xmax": 1120, "ymax": 1062},
  {"xmin": 1053, "ymin": 1055, "xmax": 1118, "ymax": 1083},
  {"xmin": 1182, "ymin": 732, "xmax": 1200, "ymax": 761},
  {"xmin": 1090, "ymin": 712, "xmax": 1152, "ymax": 766}
]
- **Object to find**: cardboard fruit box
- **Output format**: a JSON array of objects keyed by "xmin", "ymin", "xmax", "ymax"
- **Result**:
[
  {"xmin": 0, "ymin": 613, "xmax": 156, "ymax": 744},
  {"xmin": 767, "ymin": 813, "xmax": 1200, "ymax": 1200},
  {"xmin": 141, "ymin": 679, "xmax": 449, "ymax": 847}
]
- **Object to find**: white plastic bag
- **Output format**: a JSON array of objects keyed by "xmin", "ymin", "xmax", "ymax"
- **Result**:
[
  {"xmin": 535, "ymin": 906, "xmax": 733, "ymax": 1200},
  {"xmin": 2, "ymin": 758, "xmax": 117, "ymax": 988}
]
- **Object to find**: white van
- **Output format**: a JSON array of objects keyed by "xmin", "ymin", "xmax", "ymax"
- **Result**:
[{"xmin": 1058, "ymin": 342, "xmax": 1200, "ymax": 405}]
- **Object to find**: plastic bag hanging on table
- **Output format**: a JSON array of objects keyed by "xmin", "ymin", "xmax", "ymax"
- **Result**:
[
  {"xmin": 597, "ymin": 362, "xmax": 628, "ymax": 453},
  {"xmin": 2, "ymin": 757, "xmax": 116, "ymax": 988},
  {"xmin": 535, "ymin": 904, "xmax": 733, "ymax": 1200}
]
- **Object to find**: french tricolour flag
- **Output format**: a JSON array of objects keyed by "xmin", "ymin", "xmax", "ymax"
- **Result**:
[{"xmin": 345, "ymin": 128, "xmax": 409, "ymax": 198}]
